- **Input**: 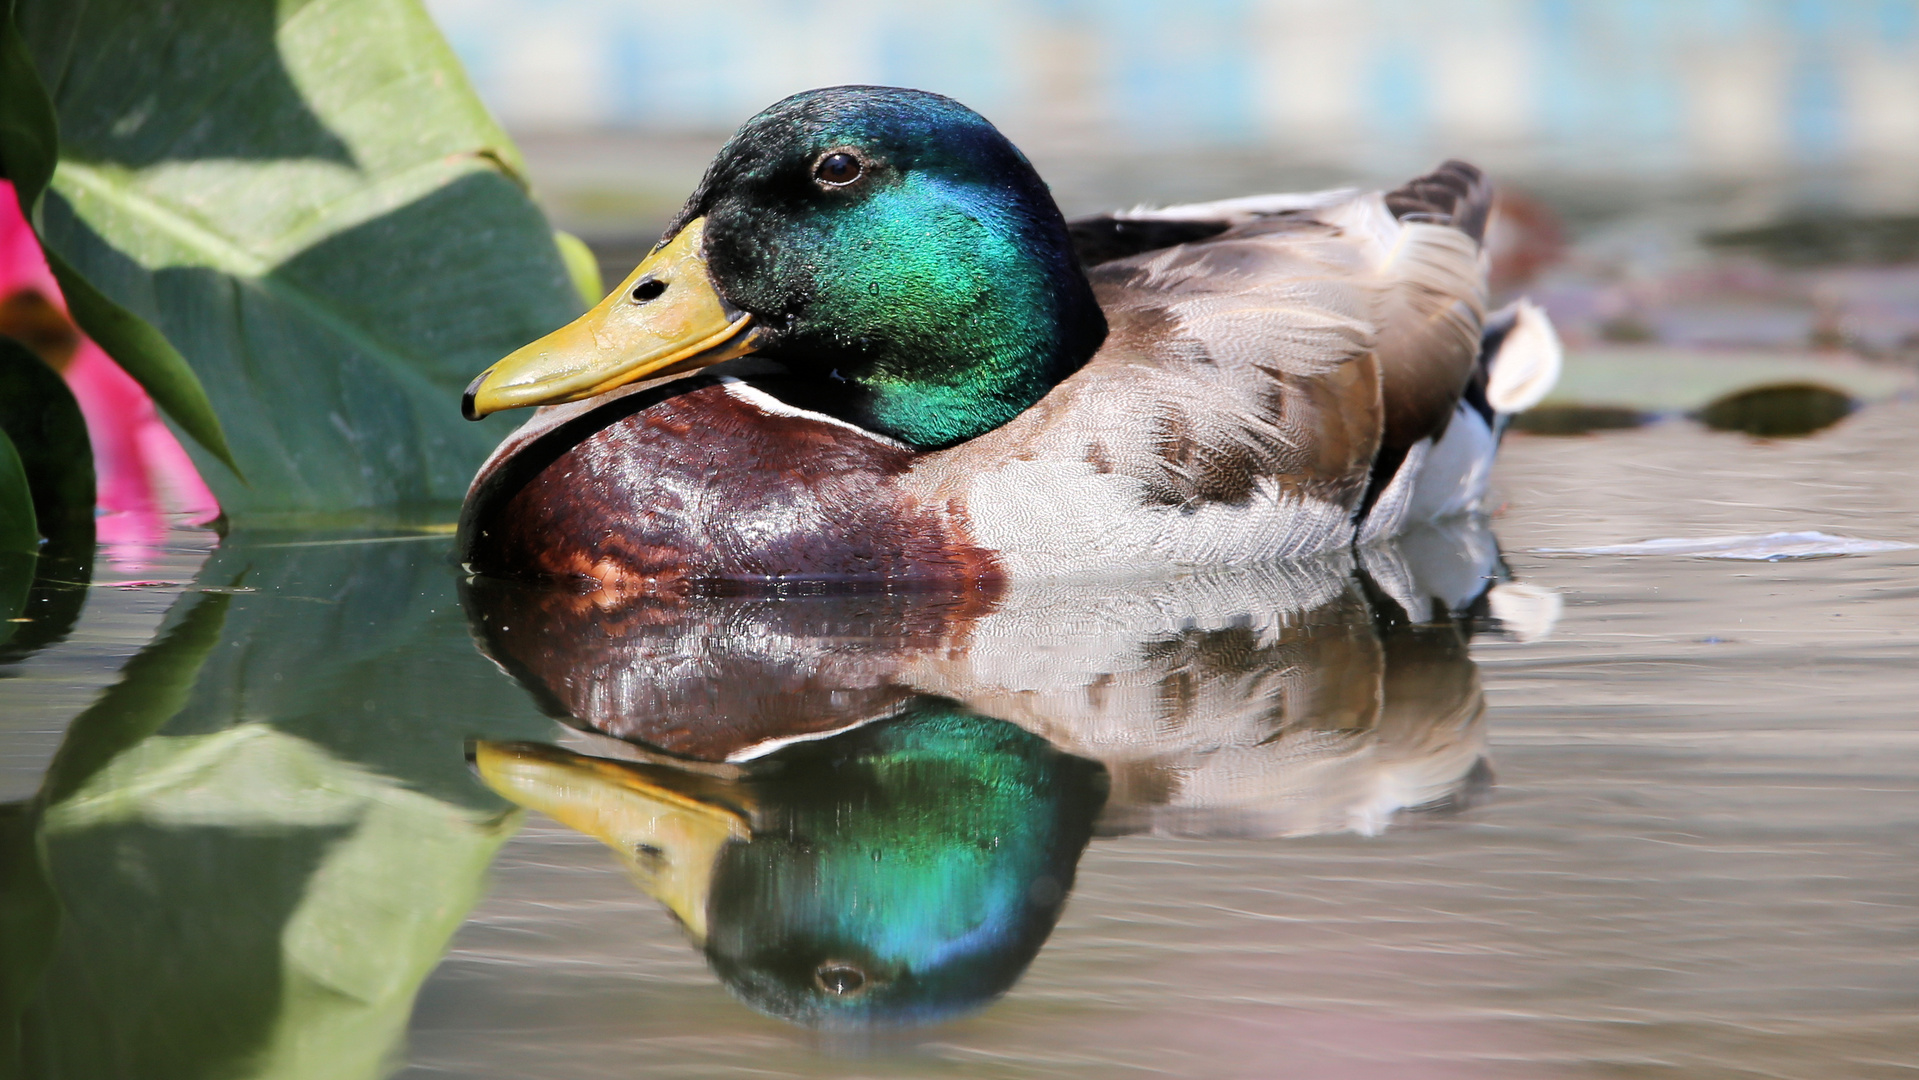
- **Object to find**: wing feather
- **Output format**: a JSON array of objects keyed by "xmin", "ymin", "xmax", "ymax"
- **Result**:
[{"xmin": 909, "ymin": 169, "xmax": 1494, "ymax": 572}]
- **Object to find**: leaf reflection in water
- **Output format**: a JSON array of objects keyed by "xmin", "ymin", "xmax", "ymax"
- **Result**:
[
  {"xmin": 2, "ymin": 533, "xmax": 555, "ymax": 1080},
  {"xmin": 463, "ymin": 515, "xmax": 1556, "ymax": 1030}
]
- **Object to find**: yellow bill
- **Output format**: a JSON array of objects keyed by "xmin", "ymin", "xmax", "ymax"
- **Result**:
[
  {"xmin": 462, "ymin": 217, "xmax": 761, "ymax": 419},
  {"xmin": 472, "ymin": 740, "xmax": 754, "ymax": 943}
]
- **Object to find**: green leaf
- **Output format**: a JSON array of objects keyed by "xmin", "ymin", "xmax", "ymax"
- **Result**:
[
  {"xmin": 0, "ymin": 427, "xmax": 34, "ymax": 553},
  {"xmin": 554, "ymin": 229, "xmax": 606, "ymax": 308},
  {"xmin": 0, "ymin": 0, "xmax": 54, "ymax": 196},
  {"xmin": 0, "ymin": 336, "xmax": 94, "ymax": 542},
  {"xmin": 6, "ymin": 0, "xmax": 583, "ymax": 516},
  {"xmin": 51, "ymin": 247, "xmax": 242, "ymax": 476},
  {"xmin": 0, "ymin": 0, "xmax": 238, "ymax": 477}
]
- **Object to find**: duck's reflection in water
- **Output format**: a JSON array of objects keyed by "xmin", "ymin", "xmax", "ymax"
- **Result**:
[
  {"xmin": 476, "ymin": 704, "xmax": 1104, "ymax": 1030},
  {"xmin": 463, "ymin": 518, "xmax": 1556, "ymax": 1029}
]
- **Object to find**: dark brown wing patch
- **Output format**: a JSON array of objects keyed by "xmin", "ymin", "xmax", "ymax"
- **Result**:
[
  {"xmin": 1360, "ymin": 161, "xmax": 1494, "ymax": 514},
  {"xmin": 1384, "ymin": 160, "xmax": 1492, "ymax": 243},
  {"xmin": 1068, "ymin": 216, "xmax": 1232, "ymax": 267}
]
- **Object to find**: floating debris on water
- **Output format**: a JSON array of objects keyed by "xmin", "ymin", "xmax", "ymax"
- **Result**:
[
  {"xmin": 1515, "ymin": 349, "xmax": 1914, "ymax": 438},
  {"xmin": 1507, "ymin": 404, "xmax": 1649, "ymax": 435},
  {"xmin": 1695, "ymin": 383, "xmax": 1855, "ymax": 437},
  {"xmin": 1537, "ymin": 531, "xmax": 1918, "ymax": 561}
]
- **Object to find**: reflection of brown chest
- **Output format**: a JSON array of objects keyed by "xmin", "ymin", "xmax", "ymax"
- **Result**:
[{"xmin": 459, "ymin": 381, "xmax": 1000, "ymax": 592}]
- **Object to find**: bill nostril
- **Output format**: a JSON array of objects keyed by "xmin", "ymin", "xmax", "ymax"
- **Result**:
[{"xmin": 631, "ymin": 278, "xmax": 667, "ymax": 303}]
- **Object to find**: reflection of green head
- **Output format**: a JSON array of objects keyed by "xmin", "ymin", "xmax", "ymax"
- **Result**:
[
  {"xmin": 703, "ymin": 700, "xmax": 1106, "ymax": 1028},
  {"xmin": 474, "ymin": 697, "xmax": 1106, "ymax": 1031}
]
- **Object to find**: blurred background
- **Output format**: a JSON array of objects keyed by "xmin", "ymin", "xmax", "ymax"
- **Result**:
[{"xmin": 422, "ymin": 0, "xmax": 1919, "ymax": 355}]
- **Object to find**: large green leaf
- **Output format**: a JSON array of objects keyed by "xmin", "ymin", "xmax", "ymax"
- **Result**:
[
  {"xmin": 6, "ymin": 0, "xmax": 583, "ymax": 516},
  {"xmin": 0, "ymin": 0, "xmax": 237, "ymax": 478},
  {"xmin": 0, "ymin": 336, "xmax": 93, "ymax": 544},
  {"xmin": 0, "ymin": 427, "xmax": 34, "ymax": 553}
]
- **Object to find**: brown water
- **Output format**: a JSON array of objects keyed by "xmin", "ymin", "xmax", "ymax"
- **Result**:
[{"xmin": 3, "ymin": 399, "xmax": 1916, "ymax": 1080}]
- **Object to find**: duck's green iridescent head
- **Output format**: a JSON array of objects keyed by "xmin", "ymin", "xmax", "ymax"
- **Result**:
[{"xmin": 463, "ymin": 86, "xmax": 1107, "ymax": 449}]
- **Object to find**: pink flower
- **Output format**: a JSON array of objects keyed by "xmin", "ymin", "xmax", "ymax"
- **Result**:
[{"xmin": 2, "ymin": 180, "xmax": 220, "ymax": 560}]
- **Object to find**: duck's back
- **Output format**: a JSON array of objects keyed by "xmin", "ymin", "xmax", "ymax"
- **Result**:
[
  {"xmin": 903, "ymin": 162, "xmax": 1498, "ymax": 578},
  {"xmin": 461, "ymin": 162, "xmax": 1556, "ymax": 592}
]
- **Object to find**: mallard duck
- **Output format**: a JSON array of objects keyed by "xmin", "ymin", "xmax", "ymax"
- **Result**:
[{"xmin": 458, "ymin": 86, "xmax": 1560, "ymax": 591}]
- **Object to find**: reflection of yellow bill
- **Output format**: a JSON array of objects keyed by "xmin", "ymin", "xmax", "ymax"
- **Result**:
[
  {"xmin": 461, "ymin": 217, "xmax": 761, "ymax": 419},
  {"xmin": 472, "ymin": 740, "xmax": 752, "ymax": 942}
]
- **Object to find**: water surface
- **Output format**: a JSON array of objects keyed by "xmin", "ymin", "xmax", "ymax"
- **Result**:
[{"xmin": 3, "ymin": 401, "xmax": 1916, "ymax": 1079}]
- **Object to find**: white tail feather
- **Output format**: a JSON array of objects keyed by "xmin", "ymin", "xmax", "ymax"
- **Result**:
[{"xmin": 1485, "ymin": 298, "xmax": 1562, "ymax": 414}]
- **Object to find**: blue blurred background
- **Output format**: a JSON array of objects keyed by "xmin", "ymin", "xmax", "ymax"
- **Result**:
[
  {"xmin": 426, "ymin": 2, "xmax": 1916, "ymax": 184},
  {"xmin": 422, "ymin": 0, "xmax": 1919, "ymax": 351}
]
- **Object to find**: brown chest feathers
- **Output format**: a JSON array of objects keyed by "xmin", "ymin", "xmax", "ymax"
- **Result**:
[{"xmin": 458, "ymin": 379, "xmax": 1002, "ymax": 594}]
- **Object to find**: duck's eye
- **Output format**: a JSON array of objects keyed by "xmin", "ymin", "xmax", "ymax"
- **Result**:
[
  {"xmin": 814, "ymin": 961, "xmax": 867, "ymax": 996},
  {"xmin": 631, "ymin": 278, "xmax": 666, "ymax": 303},
  {"xmin": 814, "ymin": 152, "xmax": 862, "ymax": 187}
]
